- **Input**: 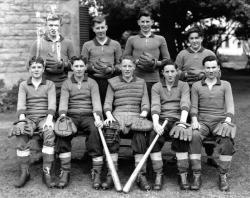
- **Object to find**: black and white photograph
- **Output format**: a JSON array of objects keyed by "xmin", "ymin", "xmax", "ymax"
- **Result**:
[{"xmin": 0, "ymin": 0, "xmax": 250, "ymax": 197}]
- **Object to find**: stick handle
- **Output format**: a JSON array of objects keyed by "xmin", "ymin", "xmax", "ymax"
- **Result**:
[
  {"xmin": 93, "ymin": 113, "xmax": 122, "ymax": 192},
  {"xmin": 36, "ymin": 27, "xmax": 40, "ymax": 58},
  {"xmin": 123, "ymin": 119, "xmax": 168, "ymax": 193}
]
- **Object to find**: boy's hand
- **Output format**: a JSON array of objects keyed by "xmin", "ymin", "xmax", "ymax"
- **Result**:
[
  {"xmin": 43, "ymin": 115, "xmax": 54, "ymax": 130},
  {"xmin": 140, "ymin": 110, "xmax": 148, "ymax": 118},
  {"xmin": 153, "ymin": 122, "xmax": 164, "ymax": 136},
  {"xmin": 94, "ymin": 116, "xmax": 103, "ymax": 128}
]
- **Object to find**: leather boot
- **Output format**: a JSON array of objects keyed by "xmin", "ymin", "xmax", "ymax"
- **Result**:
[
  {"xmin": 42, "ymin": 151, "xmax": 55, "ymax": 188},
  {"xmin": 14, "ymin": 164, "xmax": 30, "ymax": 188},
  {"xmin": 207, "ymin": 158, "xmax": 218, "ymax": 168},
  {"xmin": 102, "ymin": 174, "xmax": 113, "ymax": 190},
  {"xmin": 137, "ymin": 173, "xmax": 151, "ymax": 191},
  {"xmin": 57, "ymin": 154, "xmax": 71, "ymax": 188},
  {"xmin": 43, "ymin": 167, "xmax": 56, "ymax": 188},
  {"xmin": 190, "ymin": 172, "xmax": 201, "ymax": 190},
  {"xmin": 57, "ymin": 170, "xmax": 70, "ymax": 189},
  {"xmin": 153, "ymin": 173, "xmax": 163, "ymax": 190},
  {"xmin": 102, "ymin": 160, "xmax": 117, "ymax": 190},
  {"xmin": 219, "ymin": 173, "xmax": 230, "ymax": 191},
  {"xmin": 91, "ymin": 169, "xmax": 102, "ymax": 190},
  {"xmin": 178, "ymin": 172, "xmax": 189, "ymax": 190}
]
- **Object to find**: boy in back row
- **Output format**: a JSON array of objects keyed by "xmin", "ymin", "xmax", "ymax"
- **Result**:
[{"xmin": 28, "ymin": 14, "xmax": 75, "ymax": 104}]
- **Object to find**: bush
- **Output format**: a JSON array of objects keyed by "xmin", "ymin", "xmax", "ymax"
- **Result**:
[{"xmin": 0, "ymin": 79, "xmax": 24, "ymax": 113}]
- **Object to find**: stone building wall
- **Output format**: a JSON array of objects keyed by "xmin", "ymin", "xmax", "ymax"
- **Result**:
[{"xmin": 0, "ymin": 0, "xmax": 80, "ymax": 88}]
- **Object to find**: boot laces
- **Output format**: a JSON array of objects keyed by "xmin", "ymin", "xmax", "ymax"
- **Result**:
[
  {"xmin": 59, "ymin": 169, "xmax": 64, "ymax": 178},
  {"xmin": 91, "ymin": 169, "xmax": 97, "ymax": 180},
  {"xmin": 220, "ymin": 174, "xmax": 228, "ymax": 183},
  {"xmin": 138, "ymin": 174, "xmax": 149, "ymax": 186}
]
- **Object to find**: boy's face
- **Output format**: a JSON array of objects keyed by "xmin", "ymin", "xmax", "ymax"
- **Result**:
[
  {"xmin": 204, "ymin": 60, "xmax": 220, "ymax": 79},
  {"xmin": 162, "ymin": 65, "xmax": 177, "ymax": 83},
  {"xmin": 92, "ymin": 21, "xmax": 108, "ymax": 40},
  {"xmin": 46, "ymin": 20, "xmax": 60, "ymax": 37},
  {"xmin": 29, "ymin": 62, "xmax": 44, "ymax": 79},
  {"xmin": 137, "ymin": 16, "xmax": 153, "ymax": 33},
  {"xmin": 120, "ymin": 59, "xmax": 135, "ymax": 78},
  {"xmin": 188, "ymin": 32, "xmax": 203, "ymax": 50},
  {"xmin": 71, "ymin": 60, "xmax": 87, "ymax": 78}
]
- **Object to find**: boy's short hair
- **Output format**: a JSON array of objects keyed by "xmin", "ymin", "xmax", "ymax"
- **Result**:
[
  {"xmin": 122, "ymin": 55, "xmax": 136, "ymax": 64},
  {"xmin": 185, "ymin": 26, "xmax": 203, "ymax": 38},
  {"xmin": 28, "ymin": 56, "xmax": 45, "ymax": 68},
  {"xmin": 137, "ymin": 10, "xmax": 153, "ymax": 20},
  {"xmin": 70, "ymin": 56, "xmax": 85, "ymax": 65},
  {"xmin": 46, "ymin": 13, "xmax": 62, "ymax": 24},
  {"xmin": 91, "ymin": 15, "xmax": 106, "ymax": 27},
  {"xmin": 160, "ymin": 59, "xmax": 177, "ymax": 71},
  {"xmin": 202, "ymin": 55, "xmax": 218, "ymax": 66}
]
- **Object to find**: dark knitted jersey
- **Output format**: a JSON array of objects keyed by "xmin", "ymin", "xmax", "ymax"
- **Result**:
[
  {"xmin": 123, "ymin": 32, "xmax": 170, "ymax": 82},
  {"xmin": 29, "ymin": 34, "xmax": 75, "ymax": 89},
  {"xmin": 81, "ymin": 37, "xmax": 122, "ymax": 79},
  {"xmin": 151, "ymin": 78, "xmax": 190, "ymax": 120},
  {"xmin": 17, "ymin": 77, "xmax": 56, "ymax": 120},
  {"xmin": 59, "ymin": 74, "xmax": 102, "ymax": 117},
  {"xmin": 191, "ymin": 79, "xmax": 234, "ymax": 122},
  {"xmin": 104, "ymin": 76, "xmax": 150, "ymax": 114},
  {"xmin": 175, "ymin": 47, "xmax": 215, "ymax": 76}
]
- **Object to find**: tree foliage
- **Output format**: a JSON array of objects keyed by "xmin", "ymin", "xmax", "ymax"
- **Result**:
[{"xmin": 101, "ymin": 0, "xmax": 161, "ymax": 39}]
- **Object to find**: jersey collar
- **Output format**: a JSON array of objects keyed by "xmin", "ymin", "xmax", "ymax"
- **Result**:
[
  {"xmin": 186, "ymin": 46, "xmax": 205, "ymax": 53},
  {"xmin": 161, "ymin": 76, "xmax": 179, "ymax": 87},
  {"xmin": 93, "ymin": 37, "xmax": 111, "ymax": 46},
  {"xmin": 70, "ymin": 74, "xmax": 88, "ymax": 83},
  {"xmin": 119, "ymin": 75, "xmax": 137, "ymax": 83},
  {"xmin": 27, "ymin": 77, "xmax": 46, "ymax": 86},
  {"xmin": 138, "ymin": 31, "xmax": 155, "ymax": 38},
  {"xmin": 201, "ymin": 77, "xmax": 221, "ymax": 86}
]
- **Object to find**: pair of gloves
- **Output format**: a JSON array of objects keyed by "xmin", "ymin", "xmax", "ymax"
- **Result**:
[
  {"xmin": 9, "ymin": 119, "xmax": 34, "ymax": 137},
  {"xmin": 213, "ymin": 121, "xmax": 236, "ymax": 139},
  {"xmin": 136, "ymin": 52, "xmax": 157, "ymax": 72},
  {"xmin": 169, "ymin": 121, "xmax": 192, "ymax": 141},
  {"xmin": 91, "ymin": 58, "xmax": 114, "ymax": 78},
  {"xmin": 54, "ymin": 115, "xmax": 77, "ymax": 137},
  {"xmin": 45, "ymin": 58, "xmax": 70, "ymax": 74},
  {"xmin": 179, "ymin": 72, "xmax": 205, "ymax": 82},
  {"xmin": 167, "ymin": 121, "xmax": 236, "ymax": 141}
]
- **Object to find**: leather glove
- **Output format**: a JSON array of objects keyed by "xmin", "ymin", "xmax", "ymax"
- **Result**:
[
  {"xmin": 92, "ymin": 58, "xmax": 114, "ymax": 77},
  {"xmin": 213, "ymin": 121, "xmax": 237, "ymax": 139},
  {"xmin": 137, "ymin": 52, "xmax": 156, "ymax": 72},
  {"xmin": 45, "ymin": 58, "xmax": 65, "ymax": 74},
  {"xmin": 9, "ymin": 119, "xmax": 34, "ymax": 137},
  {"xmin": 170, "ymin": 121, "xmax": 192, "ymax": 141}
]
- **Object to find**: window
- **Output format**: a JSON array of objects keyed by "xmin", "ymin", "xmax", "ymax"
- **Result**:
[{"xmin": 79, "ymin": 6, "xmax": 90, "ymax": 50}]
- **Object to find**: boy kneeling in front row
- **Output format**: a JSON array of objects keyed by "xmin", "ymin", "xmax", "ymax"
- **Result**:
[{"xmin": 11, "ymin": 56, "xmax": 56, "ymax": 188}]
